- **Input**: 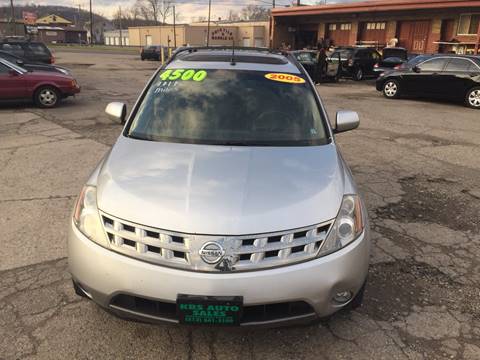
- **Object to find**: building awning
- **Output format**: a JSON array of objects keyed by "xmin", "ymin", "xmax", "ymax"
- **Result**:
[{"xmin": 272, "ymin": 0, "xmax": 480, "ymax": 17}]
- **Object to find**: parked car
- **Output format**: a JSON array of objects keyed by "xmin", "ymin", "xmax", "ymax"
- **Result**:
[
  {"xmin": 141, "ymin": 45, "xmax": 168, "ymax": 61},
  {"xmin": 291, "ymin": 50, "xmax": 341, "ymax": 83},
  {"xmin": 0, "ymin": 40, "xmax": 54, "ymax": 64},
  {"xmin": 0, "ymin": 50, "xmax": 70, "ymax": 75},
  {"xmin": 290, "ymin": 50, "xmax": 317, "ymax": 78},
  {"xmin": 332, "ymin": 47, "xmax": 381, "ymax": 80},
  {"xmin": 0, "ymin": 58, "xmax": 80, "ymax": 108},
  {"xmin": 376, "ymin": 54, "xmax": 480, "ymax": 109},
  {"xmin": 373, "ymin": 47, "xmax": 410, "ymax": 76},
  {"xmin": 68, "ymin": 47, "xmax": 370, "ymax": 327}
]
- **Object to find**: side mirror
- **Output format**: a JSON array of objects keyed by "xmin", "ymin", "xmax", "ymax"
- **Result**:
[
  {"xmin": 105, "ymin": 102, "xmax": 127, "ymax": 124},
  {"xmin": 334, "ymin": 110, "xmax": 360, "ymax": 134},
  {"xmin": 413, "ymin": 65, "xmax": 421, "ymax": 73},
  {"xmin": 8, "ymin": 69, "xmax": 18, "ymax": 76}
]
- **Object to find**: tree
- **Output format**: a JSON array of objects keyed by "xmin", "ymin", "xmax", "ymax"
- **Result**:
[
  {"xmin": 227, "ymin": 10, "xmax": 240, "ymax": 22},
  {"xmin": 158, "ymin": 0, "xmax": 174, "ymax": 24},
  {"xmin": 240, "ymin": 5, "xmax": 270, "ymax": 21}
]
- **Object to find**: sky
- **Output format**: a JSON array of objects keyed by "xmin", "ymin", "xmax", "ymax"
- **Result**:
[{"xmin": 12, "ymin": 0, "xmax": 360, "ymax": 22}]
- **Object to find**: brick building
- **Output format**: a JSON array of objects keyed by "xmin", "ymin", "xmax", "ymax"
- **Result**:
[{"xmin": 271, "ymin": 0, "xmax": 480, "ymax": 54}]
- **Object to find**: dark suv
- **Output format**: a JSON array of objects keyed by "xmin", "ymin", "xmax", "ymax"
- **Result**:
[
  {"xmin": 332, "ymin": 47, "xmax": 381, "ymax": 81},
  {"xmin": 0, "ymin": 40, "xmax": 54, "ymax": 64}
]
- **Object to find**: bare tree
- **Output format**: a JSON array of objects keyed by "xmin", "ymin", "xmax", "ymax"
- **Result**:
[
  {"xmin": 240, "ymin": 5, "xmax": 270, "ymax": 21},
  {"xmin": 158, "ymin": 0, "xmax": 174, "ymax": 24}
]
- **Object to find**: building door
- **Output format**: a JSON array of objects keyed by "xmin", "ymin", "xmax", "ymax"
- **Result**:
[
  {"xmin": 254, "ymin": 38, "xmax": 265, "ymax": 48},
  {"xmin": 242, "ymin": 38, "xmax": 250, "ymax": 47},
  {"xmin": 145, "ymin": 35, "xmax": 152, "ymax": 46},
  {"xmin": 326, "ymin": 23, "xmax": 351, "ymax": 47},
  {"xmin": 398, "ymin": 20, "xmax": 430, "ymax": 53}
]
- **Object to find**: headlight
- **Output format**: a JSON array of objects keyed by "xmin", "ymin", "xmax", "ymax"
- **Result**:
[
  {"xmin": 318, "ymin": 195, "xmax": 364, "ymax": 257},
  {"xmin": 73, "ymin": 185, "xmax": 108, "ymax": 247}
]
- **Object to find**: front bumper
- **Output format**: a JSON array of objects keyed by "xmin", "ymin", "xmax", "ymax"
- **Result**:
[{"xmin": 68, "ymin": 222, "xmax": 370, "ymax": 326}]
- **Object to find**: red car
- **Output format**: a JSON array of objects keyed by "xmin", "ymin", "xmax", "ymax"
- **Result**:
[{"xmin": 0, "ymin": 58, "xmax": 80, "ymax": 108}]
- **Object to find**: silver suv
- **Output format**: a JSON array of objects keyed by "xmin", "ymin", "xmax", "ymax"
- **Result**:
[{"xmin": 68, "ymin": 47, "xmax": 370, "ymax": 327}]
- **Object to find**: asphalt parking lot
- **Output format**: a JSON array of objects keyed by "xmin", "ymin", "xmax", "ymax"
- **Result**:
[{"xmin": 1, "ymin": 51, "xmax": 479, "ymax": 360}]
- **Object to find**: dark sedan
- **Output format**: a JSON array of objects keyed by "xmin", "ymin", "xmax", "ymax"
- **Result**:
[
  {"xmin": 0, "ymin": 50, "xmax": 70, "ymax": 75},
  {"xmin": 141, "ymin": 45, "xmax": 168, "ymax": 61},
  {"xmin": 376, "ymin": 55, "xmax": 480, "ymax": 109}
]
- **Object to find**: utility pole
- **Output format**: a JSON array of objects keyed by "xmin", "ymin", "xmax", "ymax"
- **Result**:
[
  {"xmin": 89, "ymin": 0, "xmax": 93, "ymax": 45},
  {"xmin": 206, "ymin": 0, "xmax": 211, "ymax": 46},
  {"xmin": 173, "ymin": 5, "xmax": 177, "ymax": 48},
  {"xmin": 10, "ymin": 0, "xmax": 16, "ymax": 36},
  {"xmin": 119, "ymin": 6, "xmax": 123, "ymax": 47}
]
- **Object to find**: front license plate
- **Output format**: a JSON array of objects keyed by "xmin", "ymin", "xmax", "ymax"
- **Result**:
[{"xmin": 177, "ymin": 294, "xmax": 243, "ymax": 326}]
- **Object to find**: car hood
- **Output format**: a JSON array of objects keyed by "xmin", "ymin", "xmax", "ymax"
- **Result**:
[{"xmin": 96, "ymin": 136, "xmax": 345, "ymax": 235}]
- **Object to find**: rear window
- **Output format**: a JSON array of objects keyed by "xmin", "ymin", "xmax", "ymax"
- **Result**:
[
  {"xmin": 127, "ymin": 69, "xmax": 328, "ymax": 146},
  {"xmin": 295, "ymin": 52, "xmax": 316, "ymax": 62},
  {"xmin": 25, "ymin": 43, "xmax": 50, "ymax": 56},
  {"xmin": 382, "ymin": 49, "xmax": 407, "ymax": 60},
  {"xmin": 332, "ymin": 49, "xmax": 353, "ymax": 60}
]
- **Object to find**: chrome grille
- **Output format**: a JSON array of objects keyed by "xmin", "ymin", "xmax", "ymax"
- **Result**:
[{"xmin": 100, "ymin": 211, "xmax": 333, "ymax": 272}]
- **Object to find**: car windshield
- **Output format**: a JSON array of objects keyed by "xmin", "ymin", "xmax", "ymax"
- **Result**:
[
  {"xmin": 1, "ymin": 58, "xmax": 27, "ymax": 73},
  {"xmin": 127, "ymin": 69, "xmax": 328, "ymax": 146}
]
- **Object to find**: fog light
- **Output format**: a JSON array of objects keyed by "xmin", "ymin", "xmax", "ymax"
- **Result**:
[{"xmin": 333, "ymin": 291, "xmax": 353, "ymax": 304}]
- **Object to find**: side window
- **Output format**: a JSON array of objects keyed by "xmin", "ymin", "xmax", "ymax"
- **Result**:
[
  {"xmin": 418, "ymin": 58, "xmax": 447, "ymax": 72},
  {"xmin": 468, "ymin": 62, "xmax": 480, "ymax": 73},
  {"xmin": 371, "ymin": 51, "xmax": 381, "ymax": 62},
  {"xmin": 445, "ymin": 58, "xmax": 473, "ymax": 72},
  {"xmin": 1, "ymin": 43, "xmax": 25, "ymax": 57},
  {"xmin": 0, "ymin": 63, "xmax": 10, "ymax": 75}
]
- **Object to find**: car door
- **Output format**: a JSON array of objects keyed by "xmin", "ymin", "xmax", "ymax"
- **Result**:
[
  {"xmin": 402, "ymin": 57, "xmax": 448, "ymax": 96},
  {"xmin": 442, "ymin": 58, "xmax": 480, "ymax": 100},
  {"xmin": 0, "ymin": 62, "xmax": 27, "ymax": 99},
  {"xmin": 367, "ymin": 50, "xmax": 381, "ymax": 75}
]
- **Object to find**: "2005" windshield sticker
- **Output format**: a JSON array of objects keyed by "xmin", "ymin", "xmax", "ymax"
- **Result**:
[
  {"xmin": 265, "ymin": 73, "xmax": 305, "ymax": 84},
  {"xmin": 159, "ymin": 69, "xmax": 207, "ymax": 82}
]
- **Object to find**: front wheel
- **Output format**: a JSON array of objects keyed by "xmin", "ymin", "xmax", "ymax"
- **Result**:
[
  {"xmin": 383, "ymin": 79, "xmax": 400, "ymax": 99},
  {"xmin": 466, "ymin": 87, "xmax": 480, "ymax": 109},
  {"xmin": 34, "ymin": 86, "xmax": 60, "ymax": 108},
  {"xmin": 353, "ymin": 67, "xmax": 364, "ymax": 81}
]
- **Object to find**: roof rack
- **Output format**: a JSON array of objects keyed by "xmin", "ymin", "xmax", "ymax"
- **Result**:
[{"xmin": 167, "ymin": 46, "xmax": 289, "ymax": 65}]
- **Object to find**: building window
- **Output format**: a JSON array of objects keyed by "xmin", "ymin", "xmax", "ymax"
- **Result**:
[
  {"xmin": 366, "ymin": 22, "xmax": 386, "ymax": 30},
  {"xmin": 458, "ymin": 14, "xmax": 480, "ymax": 35},
  {"xmin": 328, "ymin": 24, "xmax": 337, "ymax": 31},
  {"xmin": 340, "ymin": 23, "xmax": 351, "ymax": 31}
]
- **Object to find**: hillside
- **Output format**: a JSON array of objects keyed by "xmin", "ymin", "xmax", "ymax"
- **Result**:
[{"xmin": 0, "ymin": 5, "xmax": 158, "ymax": 28}]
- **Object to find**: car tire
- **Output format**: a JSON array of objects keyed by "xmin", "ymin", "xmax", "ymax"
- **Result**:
[
  {"xmin": 353, "ymin": 67, "xmax": 364, "ymax": 81},
  {"xmin": 34, "ymin": 86, "xmax": 60, "ymax": 108},
  {"xmin": 465, "ymin": 87, "xmax": 480, "ymax": 109},
  {"xmin": 383, "ymin": 79, "xmax": 400, "ymax": 99}
]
